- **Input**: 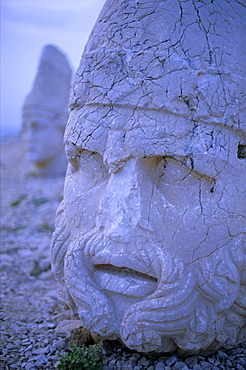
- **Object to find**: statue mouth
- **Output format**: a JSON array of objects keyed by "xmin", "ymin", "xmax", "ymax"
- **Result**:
[
  {"xmin": 85, "ymin": 237, "xmax": 161, "ymax": 298},
  {"xmin": 92, "ymin": 263, "xmax": 158, "ymax": 298}
]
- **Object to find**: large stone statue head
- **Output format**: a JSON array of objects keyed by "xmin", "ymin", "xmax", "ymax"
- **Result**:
[
  {"xmin": 22, "ymin": 44, "xmax": 72, "ymax": 177},
  {"xmin": 51, "ymin": 0, "xmax": 246, "ymax": 352}
]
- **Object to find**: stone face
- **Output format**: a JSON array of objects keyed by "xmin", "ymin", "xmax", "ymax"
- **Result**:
[
  {"xmin": 22, "ymin": 44, "xmax": 72, "ymax": 177},
  {"xmin": 51, "ymin": 0, "xmax": 246, "ymax": 353}
]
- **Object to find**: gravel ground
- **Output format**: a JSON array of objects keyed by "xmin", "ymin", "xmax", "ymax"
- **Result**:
[{"xmin": 1, "ymin": 135, "xmax": 245, "ymax": 370}]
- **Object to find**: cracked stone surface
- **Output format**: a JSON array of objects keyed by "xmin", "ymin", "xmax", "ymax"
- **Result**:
[
  {"xmin": 22, "ymin": 44, "xmax": 72, "ymax": 177},
  {"xmin": 51, "ymin": 0, "xmax": 246, "ymax": 353}
]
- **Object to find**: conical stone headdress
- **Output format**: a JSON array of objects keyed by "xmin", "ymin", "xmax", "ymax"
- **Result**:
[
  {"xmin": 70, "ymin": 0, "xmax": 245, "ymax": 133},
  {"xmin": 23, "ymin": 44, "xmax": 72, "ymax": 127}
]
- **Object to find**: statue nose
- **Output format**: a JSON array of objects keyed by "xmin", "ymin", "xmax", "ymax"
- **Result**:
[
  {"xmin": 97, "ymin": 158, "xmax": 142, "ymax": 241},
  {"xmin": 107, "ymin": 214, "xmax": 133, "ymax": 243}
]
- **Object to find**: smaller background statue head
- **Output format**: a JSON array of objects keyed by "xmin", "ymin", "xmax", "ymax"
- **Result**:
[{"xmin": 22, "ymin": 44, "xmax": 72, "ymax": 177}]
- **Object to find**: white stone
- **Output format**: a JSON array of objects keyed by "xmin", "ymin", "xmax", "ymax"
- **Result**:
[
  {"xmin": 51, "ymin": 0, "xmax": 246, "ymax": 353},
  {"xmin": 22, "ymin": 44, "xmax": 72, "ymax": 177}
]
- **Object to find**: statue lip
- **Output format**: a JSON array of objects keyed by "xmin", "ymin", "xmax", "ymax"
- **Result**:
[
  {"xmin": 90, "ymin": 249, "xmax": 158, "ymax": 279},
  {"xmin": 92, "ymin": 263, "xmax": 158, "ymax": 298},
  {"xmin": 89, "ymin": 248, "xmax": 159, "ymax": 297}
]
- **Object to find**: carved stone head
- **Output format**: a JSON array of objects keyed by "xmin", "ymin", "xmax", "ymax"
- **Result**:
[
  {"xmin": 51, "ymin": 0, "xmax": 246, "ymax": 352},
  {"xmin": 22, "ymin": 44, "xmax": 72, "ymax": 176}
]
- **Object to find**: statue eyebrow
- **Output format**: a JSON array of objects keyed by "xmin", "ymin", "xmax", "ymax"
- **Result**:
[
  {"xmin": 64, "ymin": 141, "xmax": 85, "ymax": 158},
  {"xmin": 238, "ymin": 144, "xmax": 246, "ymax": 159},
  {"xmin": 175, "ymin": 157, "xmax": 215, "ymax": 182}
]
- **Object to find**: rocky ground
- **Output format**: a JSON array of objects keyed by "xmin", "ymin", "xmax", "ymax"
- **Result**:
[
  {"xmin": 0, "ymin": 135, "xmax": 68, "ymax": 369},
  {"xmin": 1, "ymin": 135, "xmax": 245, "ymax": 370}
]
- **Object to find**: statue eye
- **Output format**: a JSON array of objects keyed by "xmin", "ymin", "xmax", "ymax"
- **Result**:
[
  {"xmin": 66, "ymin": 144, "xmax": 108, "ymax": 180},
  {"xmin": 238, "ymin": 144, "xmax": 246, "ymax": 159},
  {"xmin": 68, "ymin": 154, "xmax": 80, "ymax": 168},
  {"xmin": 78, "ymin": 151, "xmax": 108, "ymax": 179},
  {"xmin": 66, "ymin": 146, "xmax": 84, "ymax": 169}
]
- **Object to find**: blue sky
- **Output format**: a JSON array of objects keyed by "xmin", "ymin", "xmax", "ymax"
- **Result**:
[{"xmin": 1, "ymin": 0, "xmax": 105, "ymax": 136}]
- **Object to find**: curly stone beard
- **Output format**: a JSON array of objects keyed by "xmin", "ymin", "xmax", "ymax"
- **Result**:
[
  {"xmin": 51, "ymin": 203, "xmax": 246, "ymax": 353},
  {"xmin": 51, "ymin": 202, "xmax": 117, "ymax": 336}
]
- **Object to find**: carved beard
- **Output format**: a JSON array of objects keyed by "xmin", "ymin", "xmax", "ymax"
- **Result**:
[
  {"xmin": 50, "ymin": 201, "xmax": 78, "ymax": 314},
  {"xmin": 51, "ymin": 205, "xmax": 246, "ymax": 353}
]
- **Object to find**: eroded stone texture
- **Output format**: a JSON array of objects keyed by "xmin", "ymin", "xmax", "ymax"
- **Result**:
[
  {"xmin": 22, "ymin": 44, "xmax": 72, "ymax": 177},
  {"xmin": 51, "ymin": 0, "xmax": 246, "ymax": 353}
]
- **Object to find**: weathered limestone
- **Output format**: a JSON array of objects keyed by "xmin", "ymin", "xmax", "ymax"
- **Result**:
[
  {"xmin": 51, "ymin": 0, "xmax": 246, "ymax": 353},
  {"xmin": 22, "ymin": 44, "xmax": 72, "ymax": 177}
]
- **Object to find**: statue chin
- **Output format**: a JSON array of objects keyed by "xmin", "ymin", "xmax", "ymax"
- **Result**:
[{"xmin": 26, "ymin": 149, "xmax": 47, "ymax": 163}]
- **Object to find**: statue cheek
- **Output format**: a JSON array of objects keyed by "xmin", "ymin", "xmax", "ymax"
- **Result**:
[
  {"xmin": 63, "ymin": 172, "xmax": 106, "ymax": 235},
  {"xmin": 145, "ymin": 182, "xmax": 222, "ymax": 263}
]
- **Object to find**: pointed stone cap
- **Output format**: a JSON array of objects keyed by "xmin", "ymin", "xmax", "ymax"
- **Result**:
[
  {"xmin": 70, "ymin": 0, "xmax": 245, "ymax": 133},
  {"xmin": 23, "ymin": 44, "xmax": 72, "ymax": 126}
]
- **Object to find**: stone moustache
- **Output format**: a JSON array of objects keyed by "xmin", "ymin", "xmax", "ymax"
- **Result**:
[{"xmin": 51, "ymin": 0, "xmax": 246, "ymax": 353}]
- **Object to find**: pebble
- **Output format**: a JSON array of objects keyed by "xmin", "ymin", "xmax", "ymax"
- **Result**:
[
  {"xmin": 236, "ymin": 364, "xmax": 245, "ymax": 370},
  {"xmin": 166, "ymin": 356, "xmax": 178, "ymax": 366},
  {"xmin": 173, "ymin": 362, "xmax": 188, "ymax": 370},
  {"xmin": 155, "ymin": 362, "xmax": 165, "ymax": 370},
  {"xmin": 193, "ymin": 365, "xmax": 202, "ymax": 370},
  {"xmin": 25, "ymin": 364, "xmax": 36, "ymax": 370},
  {"xmin": 199, "ymin": 360, "xmax": 212, "ymax": 369},
  {"xmin": 185, "ymin": 357, "xmax": 197, "ymax": 367},
  {"xmin": 35, "ymin": 356, "xmax": 49, "ymax": 366}
]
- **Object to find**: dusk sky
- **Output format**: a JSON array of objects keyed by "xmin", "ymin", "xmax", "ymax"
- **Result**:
[{"xmin": 1, "ymin": 0, "xmax": 105, "ymax": 136}]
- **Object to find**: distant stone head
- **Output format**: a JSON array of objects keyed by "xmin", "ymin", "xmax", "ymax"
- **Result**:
[{"xmin": 22, "ymin": 44, "xmax": 72, "ymax": 177}]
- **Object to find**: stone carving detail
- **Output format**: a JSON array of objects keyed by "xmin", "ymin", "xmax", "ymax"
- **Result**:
[
  {"xmin": 51, "ymin": 0, "xmax": 246, "ymax": 352},
  {"xmin": 22, "ymin": 44, "xmax": 72, "ymax": 176}
]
